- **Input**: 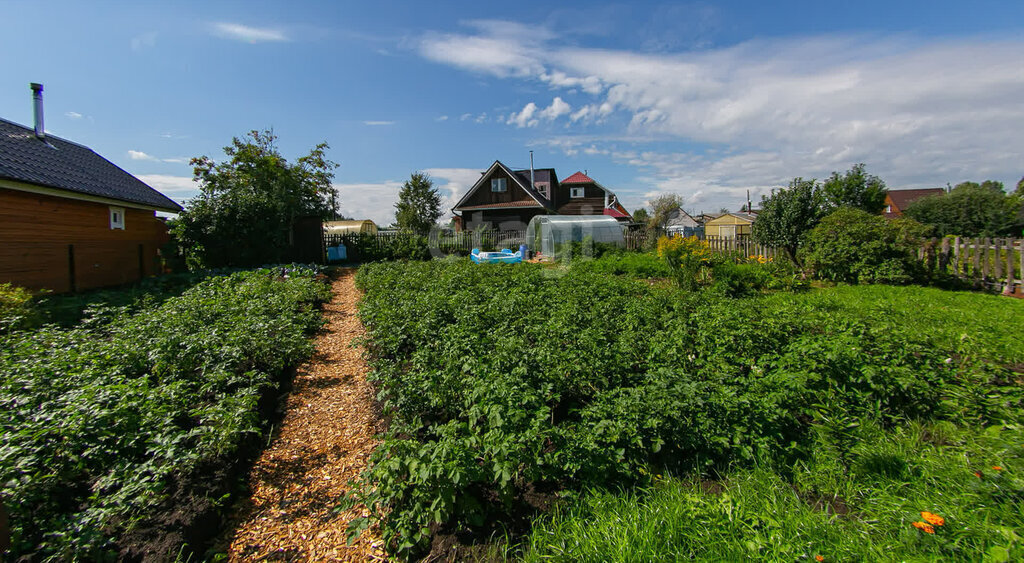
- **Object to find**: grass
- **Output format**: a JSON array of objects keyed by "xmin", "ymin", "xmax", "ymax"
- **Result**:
[{"xmin": 519, "ymin": 422, "xmax": 1024, "ymax": 562}]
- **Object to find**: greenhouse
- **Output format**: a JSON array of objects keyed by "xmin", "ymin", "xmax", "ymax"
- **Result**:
[{"xmin": 526, "ymin": 215, "xmax": 625, "ymax": 258}]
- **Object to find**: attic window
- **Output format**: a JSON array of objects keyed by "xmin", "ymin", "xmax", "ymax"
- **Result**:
[
  {"xmin": 491, "ymin": 178, "xmax": 507, "ymax": 192},
  {"xmin": 109, "ymin": 206, "xmax": 125, "ymax": 230},
  {"xmin": 885, "ymin": 205, "xmax": 892, "ymax": 213},
  {"xmin": 535, "ymin": 181, "xmax": 549, "ymax": 197},
  {"xmin": 570, "ymin": 187, "xmax": 585, "ymax": 198}
]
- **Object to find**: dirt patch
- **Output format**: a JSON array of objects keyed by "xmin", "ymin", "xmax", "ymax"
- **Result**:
[
  {"xmin": 794, "ymin": 487, "xmax": 851, "ymax": 517},
  {"xmin": 219, "ymin": 268, "xmax": 386, "ymax": 561}
]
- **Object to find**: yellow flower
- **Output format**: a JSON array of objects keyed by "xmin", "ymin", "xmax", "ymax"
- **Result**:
[{"xmin": 921, "ymin": 512, "xmax": 945, "ymax": 526}]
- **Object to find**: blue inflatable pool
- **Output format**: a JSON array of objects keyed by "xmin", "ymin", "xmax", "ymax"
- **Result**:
[{"xmin": 470, "ymin": 248, "xmax": 523, "ymax": 264}]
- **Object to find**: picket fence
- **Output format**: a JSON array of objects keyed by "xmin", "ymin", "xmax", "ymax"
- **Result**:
[{"xmin": 923, "ymin": 236, "xmax": 1023, "ymax": 295}]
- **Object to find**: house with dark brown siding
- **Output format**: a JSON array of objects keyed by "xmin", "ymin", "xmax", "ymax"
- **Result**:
[
  {"xmin": 0, "ymin": 84, "xmax": 183, "ymax": 293},
  {"xmin": 451, "ymin": 161, "xmax": 631, "ymax": 230}
]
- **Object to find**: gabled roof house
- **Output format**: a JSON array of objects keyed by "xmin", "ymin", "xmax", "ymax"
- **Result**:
[
  {"xmin": 451, "ymin": 160, "xmax": 631, "ymax": 231},
  {"xmin": 883, "ymin": 188, "xmax": 946, "ymax": 219},
  {"xmin": 1, "ymin": 83, "xmax": 183, "ymax": 292}
]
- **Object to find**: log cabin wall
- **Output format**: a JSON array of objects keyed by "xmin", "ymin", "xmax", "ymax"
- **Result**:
[{"xmin": 0, "ymin": 188, "xmax": 170, "ymax": 292}]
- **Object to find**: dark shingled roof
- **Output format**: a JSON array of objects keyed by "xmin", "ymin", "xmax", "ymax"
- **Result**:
[{"xmin": 0, "ymin": 117, "xmax": 183, "ymax": 212}]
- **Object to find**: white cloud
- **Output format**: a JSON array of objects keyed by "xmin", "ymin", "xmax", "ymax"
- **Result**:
[
  {"xmin": 128, "ymin": 150, "xmax": 157, "ymax": 161},
  {"xmin": 474, "ymin": 112, "xmax": 488, "ymax": 124},
  {"xmin": 65, "ymin": 111, "xmax": 83, "ymax": 120},
  {"xmin": 363, "ymin": 120, "xmax": 395, "ymax": 126},
  {"xmin": 422, "ymin": 24, "xmax": 1024, "ymax": 213},
  {"xmin": 333, "ymin": 168, "xmax": 484, "ymax": 226},
  {"xmin": 436, "ymin": 115, "xmax": 449, "ymax": 121},
  {"xmin": 507, "ymin": 102, "xmax": 538, "ymax": 128},
  {"xmin": 212, "ymin": 22, "xmax": 287, "ymax": 43},
  {"xmin": 460, "ymin": 113, "xmax": 473, "ymax": 121},
  {"xmin": 539, "ymin": 97, "xmax": 571, "ymax": 121},
  {"xmin": 136, "ymin": 174, "xmax": 199, "ymax": 201}
]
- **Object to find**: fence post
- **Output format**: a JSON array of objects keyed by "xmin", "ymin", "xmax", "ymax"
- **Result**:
[
  {"xmin": 971, "ymin": 237, "xmax": 981, "ymax": 285},
  {"xmin": 1006, "ymin": 239, "xmax": 1016, "ymax": 295},
  {"xmin": 953, "ymin": 236, "xmax": 960, "ymax": 274},
  {"xmin": 939, "ymin": 237, "xmax": 950, "ymax": 273},
  {"xmin": 981, "ymin": 237, "xmax": 990, "ymax": 284},
  {"xmin": 994, "ymin": 238, "xmax": 1003, "ymax": 285}
]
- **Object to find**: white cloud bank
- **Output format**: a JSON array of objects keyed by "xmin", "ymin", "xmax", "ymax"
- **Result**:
[
  {"xmin": 421, "ymin": 24, "xmax": 1024, "ymax": 212},
  {"xmin": 212, "ymin": 22, "xmax": 288, "ymax": 43}
]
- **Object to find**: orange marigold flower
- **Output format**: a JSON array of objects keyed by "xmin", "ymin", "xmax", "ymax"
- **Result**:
[
  {"xmin": 816, "ymin": 555, "xmax": 824, "ymax": 562},
  {"xmin": 912, "ymin": 521, "xmax": 936, "ymax": 534},
  {"xmin": 993, "ymin": 466, "xmax": 1003, "ymax": 471},
  {"xmin": 921, "ymin": 512, "xmax": 945, "ymax": 526}
]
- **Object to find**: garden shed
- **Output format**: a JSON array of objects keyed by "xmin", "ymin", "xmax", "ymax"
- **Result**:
[{"xmin": 526, "ymin": 215, "xmax": 624, "ymax": 257}]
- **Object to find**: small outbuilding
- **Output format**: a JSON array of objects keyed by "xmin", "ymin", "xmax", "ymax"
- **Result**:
[
  {"xmin": 323, "ymin": 219, "xmax": 378, "ymax": 235},
  {"xmin": 526, "ymin": 215, "xmax": 624, "ymax": 258},
  {"xmin": 704, "ymin": 212, "xmax": 757, "ymax": 239}
]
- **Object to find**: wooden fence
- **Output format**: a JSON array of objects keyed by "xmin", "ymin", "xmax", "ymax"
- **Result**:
[{"xmin": 925, "ymin": 236, "xmax": 1023, "ymax": 295}]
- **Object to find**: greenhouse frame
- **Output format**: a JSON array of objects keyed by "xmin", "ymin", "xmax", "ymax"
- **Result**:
[{"xmin": 526, "ymin": 215, "xmax": 625, "ymax": 258}]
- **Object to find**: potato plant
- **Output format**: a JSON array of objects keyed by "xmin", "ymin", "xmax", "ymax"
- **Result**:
[
  {"xmin": 352, "ymin": 260, "xmax": 1024, "ymax": 557},
  {"xmin": 0, "ymin": 266, "xmax": 330, "ymax": 559}
]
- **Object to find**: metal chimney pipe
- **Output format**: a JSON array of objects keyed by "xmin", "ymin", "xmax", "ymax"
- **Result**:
[
  {"xmin": 529, "ymin": 150, "xmax": 536, "ymax": 195},
  {"xmin": 30, "ymin": 83, "xmax": 44, "ymax": 139}
]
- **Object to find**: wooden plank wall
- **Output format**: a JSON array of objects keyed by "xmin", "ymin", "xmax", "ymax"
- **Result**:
[{"xmin": 0, "ymin": 188, "xmax": 169, "ymax": 292}]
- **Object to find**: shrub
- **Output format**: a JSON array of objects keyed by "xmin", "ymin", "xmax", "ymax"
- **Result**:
[
  {"xmin": 0, "ymin": 283, "xmax": 35, "ymax": 332},
  {"xmin": 799, "ymin": 208, "xmax": 929, "ymax": 284},
  {"xmin": 657, "ymin": 235, "xmax": 714, "ymax": 290}
]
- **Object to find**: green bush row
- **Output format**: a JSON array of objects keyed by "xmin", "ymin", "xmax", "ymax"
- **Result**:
[
  {"xmin": 0, "ymin": 266, "xmax": 330, "ymax": 559},
  {"xmin": 351, "ymin": 260, "xmax": 1024, "ymax": 557}
]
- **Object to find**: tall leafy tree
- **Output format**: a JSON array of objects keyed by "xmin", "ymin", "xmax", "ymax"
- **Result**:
[
  {"xmin": 750, "ymin": 178, "xmax": 824, "ymax": 265},
  {"xmin": 647, "ymin": 193, "xmax": 686, "ymax": 229},
  {"xmin": 394, "ymin": 172, "xmax": 443, "ymax": 235},
  {"xmin": 904, "ymin": 181, "xmax": 1022, "ymax": 237},
  {"xmin": 821, "ymin": 163, "xmax": 888, "ymax": 213},
  {"xmin": 172, "ymin": 129, "xmax": 338, "ymax": 268},
  {"xmin": 631, "ymin": 207, "xmax": 650, "ymax": 225}
]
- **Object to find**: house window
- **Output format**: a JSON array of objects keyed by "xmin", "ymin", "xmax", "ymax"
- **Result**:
[
  {"xmin": 885, "ymin": 205, "xmax": 892, "ymax": 213},
  {"xmin": 491, "ymin": 178, "xmax": 507, "ymax": 192},
  {"xmin": 570, "ymin": 187, "xmax": 585, "ymax": 198},
  {"xmin": 109, "ymin": 206, "xmax": 125, "ymax": 230},
  {"xmin": 534, "ymin": 181, "xmax": 549, "ymax": 198}
]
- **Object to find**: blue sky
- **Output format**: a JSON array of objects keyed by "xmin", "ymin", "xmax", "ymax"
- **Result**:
[{"xmin": 2, "ymin": 1, "xmax": 1023, "ymax": 224}]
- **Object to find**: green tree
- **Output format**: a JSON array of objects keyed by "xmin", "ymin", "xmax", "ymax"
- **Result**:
[
  {"xmin": 172, "ymin": 129, "xmax": 338, "ymax": 268},
  {"xmin": 904, "ymin": 181, "xmax": 1022, "ymax": 237},
  {"xmin": 648, "ymin": 193, "xmax": 685, "ymax": 229},
  {"xmin": 750, "ymin": 178, "xmax": 824, "ymax": 265},
  {"xmin": 632, "ymin": 208, "xmax": 650, "ymax": 225},
  {"xmin": 821, "ymin": 163, "xmax": 888, "ymax": 214},
  {"xmin": 394, "ymin": 172, "xmax": 443, "ymax": 235}
]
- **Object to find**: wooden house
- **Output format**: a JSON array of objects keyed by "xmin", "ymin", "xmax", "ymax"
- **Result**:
[
  {"xmin": 883, "ymin": 188, "xmax": 945, "ymax": 218},
  {"xmin": 664, "ymin": 208, "xmax": 703, "ymax": 237},
  {"xmin": 704, "ymin": 212, "xmax": 757, "ymax": 239},
  {"xmin": 0, "ymin": 84, "xmax": 183, "ymax": 293},
  {"xmin": 451, "ymin": 161, "xmax": 631, "ymax": 230}
]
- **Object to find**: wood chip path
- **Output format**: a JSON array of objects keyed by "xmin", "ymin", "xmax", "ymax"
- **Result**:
[{"xmin": 224, "ymin": 268, "xmax": 386, "ymax": 561}]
